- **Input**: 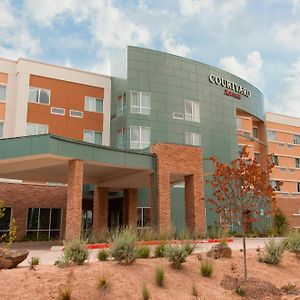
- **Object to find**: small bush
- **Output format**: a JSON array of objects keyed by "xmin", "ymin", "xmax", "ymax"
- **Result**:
[
  {"xmin": 281, "ymin": 282, "xmax": 297, "ymax": 294},
  {"xmin": 164, "ymin": 243, "xmax": 189, "ymax": 269},
  {"xmin": 258, "ymin": 238, "xmax": 285, "ymax": 265},
  {"xmin": 29, "ymin": 257, "xmax": 40, "ymax": 270},
  {"xmin": 58, "ymin": 288, "xmax": 72, "ymax": 300},
  {"xmin": 155, "ymin": 266, "xmax": 164, "ymax": 287},
  {"xmin": 142, "ymin": 284, "xmax": 150, "ymax": 300},
  {"xmin": 154, "ymin": 243, "xmax": 166, "ymax": 258},
  {"xmin": 182, "ymin": 242, "xmax": 196, "ymax": 255},
  {"xmin": 97, "ymin": 249, "xmax": 109, "ymax": 261},
  {"xmin": 55, "ymin": 256, "xmax": 70, "ymax": 268},
  {"xmin": 97, "ymin": 275, "xmax": 108, "ymax": 292},
  {"xmin": 138, "ymin": 246, "xmax": 150, "ymax": 258},
  {"xmin": 192, "ymin": 283, "xmax": 198, "ymax": 297},
  {"xmin": 235, "ymin": 285, "xmax": 246, "ymax": 296},
  {"xmin": 64, "ymin": 240, "xmax": 89, "ymax": 265},
  {"xmin": 273, "ymin": 209, "xmax": 289, "ymax": 236},
  {"xmin": 109, "ymin": 229, "xmax": 137, "ymax": 264},
  {"xmin": 285, "ymin": 231, "xmax": 300, "ymax": 259},
  {"xmin": 200, "ymin": 259, "xmax": 213, "ymax": 277}
]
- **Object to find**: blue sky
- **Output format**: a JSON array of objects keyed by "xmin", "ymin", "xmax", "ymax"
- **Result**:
[{"xmin": 1, "ymin": 0, "xmax": 300, "ymax": 117}]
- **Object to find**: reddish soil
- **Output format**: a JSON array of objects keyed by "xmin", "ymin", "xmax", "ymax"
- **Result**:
[{"xmin": 0, "ymin": 250, "xmax": 299, "ymax": 300}]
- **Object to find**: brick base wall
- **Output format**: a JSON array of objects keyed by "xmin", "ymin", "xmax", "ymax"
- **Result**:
[
  {"xmin": 277, "ymin": 197, "xmax": 300, "ymax": 228},
  {"xmin": 0, "ymin": 182, "xmax": 67, "ymax": 240}
]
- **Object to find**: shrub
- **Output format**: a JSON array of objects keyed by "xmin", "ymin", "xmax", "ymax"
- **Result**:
[
  {"xmin": 58, "ymin": 288, "xmax": 72, "ymax": 300},
  {"xmin": 281, "ymin": 282, "xmax": 297, "ymax": 294},
  {"xmin": 258, "ymin": 238, "xmax": 285, "ymax": 265},
  {"xmin": 138, "ymin": 246, "xmax": 150, "ymax": 258},
  {"xmin": 109, "ymin": 229, "xmax": 137, "ymax": 264},
  {"xmin": 154, "ymin": 243, "xmax": 166, "ymax": 258},
  {"xmin": 64, "ymin": 240, "xmax": 89, "ymax": 265},
  {"xmin": 29, "ymin": 257, "xmax": 40, "ymax": 270},
  {"xmin": 285, "ymin": 231, "xmax": 300, "ymax": 259},
  {"xmin": 164, "ymin": 243, "xmax": 189, "ymax": 269},
  {"xmin": 273, "ymin": 209, "xmax": 289, "ymax": 236},
  {"xmin": 55, "ymin": 256, "xmax": 70, "ymax": 268},
  {"xmin": 142, "ymin": 284, "xmax": 150, "ymax": 300},
  {"xmin": 200, "ymin": 259, "xmax": 213, "ymax": 277},
  {"xmin": 235, "ymin": 285, "xmax": 246, "ymax": 296},
  {"xmin": 182, "ymin": 242, "xmax": 196, "ymax": 255},
  {"xmin": 97, "ymin": 249, "xmax": 109, "ymax": 261},
  {"xmin": 155, "ymin": 266, "xmax": 164, "ymax": 287},
  {"xmin": 97, "ymin": 275, "xmax": 108, "ymax": 292}
]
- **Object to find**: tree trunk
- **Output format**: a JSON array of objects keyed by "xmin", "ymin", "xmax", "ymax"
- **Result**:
[{"xmin": 242, "ymin": 232, "xmax": 248, "ymax": 282}]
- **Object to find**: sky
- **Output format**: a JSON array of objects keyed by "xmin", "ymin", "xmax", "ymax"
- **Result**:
[{"xmin": 0, "ymin": 0, "xmax": 300, "ymax": 117}]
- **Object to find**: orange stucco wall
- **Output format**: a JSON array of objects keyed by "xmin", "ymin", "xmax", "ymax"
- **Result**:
[
  {"xmin": 27, "ymin": 75, "xmax": 104, "ymax": 141},
  {"xmin": 0, "ymin": 72, "xmax": 8, "ymax": 84}
]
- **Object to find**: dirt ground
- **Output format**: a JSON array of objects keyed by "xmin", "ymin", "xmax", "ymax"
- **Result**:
[{"xmin": 0, "ymin": 249, "xmax": 299, "ymax": 300}]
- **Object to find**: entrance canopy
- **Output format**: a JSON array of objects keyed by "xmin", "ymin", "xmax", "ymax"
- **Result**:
[{"xmin": 0, "ymin": 134, "xmax": 154, "ymax": 189}]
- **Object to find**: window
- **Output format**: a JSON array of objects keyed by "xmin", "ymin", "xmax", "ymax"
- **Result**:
[
  {"xmin": 298, "ymin": 182, "xmax": 300, "ymax": 193},
  {"xmin": 236, "ymin": 117, "xmax": 242, "ymax": 129},
  {"xmin": 272, "ymin": 155, "xmax": 279, "ymax": 166},
  {"xmin": 70, "ymin": 110, "xmax": 83, "ymax": 118},
  {"xmin": 137, "ymin": 207, "xmax": 150, "ymax": 228},
  {"xmin": 117, "ymin": 93, "xmax": 126, "ymax": 116},
  {"xmin": 117, "ymin": 128, "xmax": 126, "ymax": 149},
  {"xmin": 51, "ymin": 107, "xmax": 65, "ymax": 115},
  {"xmin": 254, "ymin": 152, "xmax": 260, "ymax": 164},
  {"xmin": 131, "ymin": 91, "xmax": 151, "ymax": 114},
  {"xmin": 279, "ymin": 143, "xmax": 284, "ymax": 148},
  {"xmin": 270, "ymin": 180, "xmax": 281, "ymax": 191},
  {"xmin": 82, "ymin": 210, "xmax": 93, "ymax": 233},
  {"xmin": 28, "ymin": 87, "xmax": 50, "ymax": 104},
  {"xmin": 296, "ymin": 158, "xmax": 300, "ymax": 168},
  {"xmin": 252, "ymin": 127, "xmax": 259, "ymax": 139},
  {"xmin": 185, "ymin": 132, "xmax": 201, "ymax": 146},
  {"xmin": 83, "ymin": 130, "xmax": 102, "ymax": 145},
  {"xmin": 84, "ymin": 96, "xmax": 103, "ymax": 113},
  {"xmin": 26, "ymin": 208, "xmax": 61, "ymax": 240},
  {"xmin": 130, "ymin": 126, "xmax": 150, "ymax": 149},
  {"xmin": 0, "ymin": 207, "xmax": 12, "ymax": 235},
  {"xmin": 0, "ymin": 122, "xmax": 3, "ymax": 138},
  {"xmin": 26, "ymin": 123, "xmax": 48, "ymax": 135},
  {"xmin": 0, "ymin": 85, "xmax": 6, "ymax": 101},
  {"xmin": 185, "ymin": 99, "xmax": 200, "ymax": 122},
  {"xmin": 267, "ymin": 130, "xmax": 277, "ymax": 141},
  {"xmin": 294, "ymin": 135, "xmax": 300, "ymax": 145},
  {"xmin": 238, "ymin": 144, "xmax": 244, "ymax": 155},
  {"xmin": 173, "ymin": 112, "xmax": 184, "ymax": 120}
]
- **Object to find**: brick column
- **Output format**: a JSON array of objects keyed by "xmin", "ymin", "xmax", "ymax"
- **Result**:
[
  {"xmin": 124, "ymin": 189, "xmax": 137, "ymax": 228},
  {"xmin": 93, "ymin": 187, "xmax": 109, "ymax": 234},
  {"xmin": 65, "ymin": 160, "xmax": 84, "ymax": 240},
  {"xmin": 150, "ymin": 173, "xmax": 155, "ymax": 227},
  {"xmin": 184, "ymin": 173, "xmax": 205, "ymax": 236}
]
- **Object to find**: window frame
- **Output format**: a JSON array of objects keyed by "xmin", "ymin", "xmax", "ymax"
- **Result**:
[
  {"xmin": 298, "ymin": 182, "xmax": 300, "ymax": 193},
  {"xmin": 84, "ymin": 96, "xmax": 103, "ymax": 113},
  {"xmin": 26, "ymin": 122, "xmax": 49, "ymax": 136},
  {"xmin": 296, "ymin": 158, "xmax": 300, "ymax": 168},
  {"xmin": 70, "ymin": 110, "xmax": 83, "ymax": 118},
  {"xmin": 129, "ymin": 126, "xmax": 151, "ymax": 150},
  {"xmin": 137, "ymin": 207, "xmax": 151, "ymax": 228},
  {"xmin": 51, "ymin": 107, "xmax": 65, "ymax": 116},
  {"xmin": 294, "ymin": 135, "xmax": 300, "ymax": 145},
  {"xmin": 270, "ymin": 180, "xmax": 281, "ymax": 191},
  {"xmin": 0, "ymin": 206, "xmax": 12, "ymax": 233},
  {"xmin": 185, "ymin": 99, "xmax": 200, "ymax": 123},
  {"xmin": 267, "ymin": 130, "xmax": 277, "ymax": 141},
  {"xmin": 83, "ymin": 129, "xmax": 102, "ymax": 145},
  {"xmin": 130, "ymin": 91, "xmax": 151, "ymax": 115},
  {"xmin": 252, "ymin": 126, "xmax": 259, "ymax": 139},
  {"xmin": 0, "ymin": 121, "xmax": 3, "ymax": 139},
  {"xmin": 117, "ymin": 127, "xmax": 126, "ymax": 149},
  {"xmin": 28, "ymin": 87, "xmax": 51, "ymax": 105},
  {"xmin": 117, "ymin": 93, "xmax": 126, "ymax": 116},
  {"xmin": 0, "ymin": 84, "xmax": 7, "ymax": 102},
  {"xmin": 184, "ymin": 132, "xmax": 201, "ymax": 146},
  {"xmin": 254, "ymin": 152, "xmax": 260, "ymax": 164}
]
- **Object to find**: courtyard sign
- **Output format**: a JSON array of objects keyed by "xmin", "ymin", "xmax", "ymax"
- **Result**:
[{"xmin": 208, "ymin": 74, "xmax": 252, "ymax": 99}]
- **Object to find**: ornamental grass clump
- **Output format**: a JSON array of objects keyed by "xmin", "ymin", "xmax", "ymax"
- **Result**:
[
  {"xmin": 142, "ymin": 284, "xmax": 150, "ymax": 300},
  {"xmin": 285, "ymin": 231, "xmax": 300, "ymax": 259},
  {"xmin": 258, "ymin": 238, "xmax": 285, "ymax": 265},
  {"xmin": 155, "ymin": 266, "xmax": 165, "ymax": 287},
  {"xmin": 97, "ymin": 249, "xmax": 109, "ymax": 261},
  {"xmin": 164, "ymin": 243, "xmax": 189, "ymax": 269},
  {"xmin": 200, "ymin": 259, "xmax": 214, "ymax": 277},
  {"xmin": 154, "ymin": 242, "xmax": 166, "ymax": 258},
  {"xmin": 137, "ymin": 246, "xmax": 150, "ymax": 258},
  {"xmin": 109, "ymin": 229, "xmax": 137, "ymax": 264},
  {"xmin": 29, "ymin": 256, "xmax": 40, "ymax": 270},
  {"xmin": 97, "ymin": 275, "xmax": 109, "ymax": 292}
]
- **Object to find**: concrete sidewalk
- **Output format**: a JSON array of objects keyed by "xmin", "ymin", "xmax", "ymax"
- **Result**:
[{"xmin": 14, "ymin": 237, "xmax": 283, "ymax": 267}]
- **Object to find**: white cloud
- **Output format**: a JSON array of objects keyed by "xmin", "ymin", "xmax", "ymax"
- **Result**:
[
  {"xmin": 0, "ymin": 0, "xmax": 41, "ymax": 59},
  {"xmin": 219, "ymin": 51, "xmax": 263, "ymax": 87},
  {"xmin": 293, "ymin": 0, "xmax": 300, "ymax": 13},
  {"xmin": 272, "ymin": 58, "xmax": 300, "ymax": 117},
  {"xmin": 161, "ymin": 32, "xmax": 191, "ymax": 57},
  {"xmin": 272, "ymin": 21, "xmax": 300, "ymax": 50},
  {"xmin": 178, "ymin": 0, "xmax": 247, "ymax": 27}
]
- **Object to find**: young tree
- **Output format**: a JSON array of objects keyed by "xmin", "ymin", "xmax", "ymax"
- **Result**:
[{"xmin": 206, "ymin": 146, "xmax": 277, "ymax": 282}]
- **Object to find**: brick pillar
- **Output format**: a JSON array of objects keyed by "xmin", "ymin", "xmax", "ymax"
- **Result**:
[
  {"xmin": 157, "ymin": 172, "xmax": 171, "ymax": 234},
  {"xmin": 93, "ymin": 187, "xmax": 109, "ymax": 234},
  {"xmin": 184, "ymin": 173, "xmax": 205, "ymax": 236},
  {"xmin": 124, "ymin": 189, "xmax": 137, "ymax": 228},
  {"xmin": 65, "ymin": 160, "xmax": 84, "ymax": 240},
  {"xmin": 150, "ymin": 173, "xmax": 155, "ymax": 227}
]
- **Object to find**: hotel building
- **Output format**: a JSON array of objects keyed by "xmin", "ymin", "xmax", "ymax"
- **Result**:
[{"xmin": 0, "ymin": 46, "xmax": 299, "ymax": 240}]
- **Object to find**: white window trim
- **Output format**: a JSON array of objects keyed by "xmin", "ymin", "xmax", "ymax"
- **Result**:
[
  {"xmin": 28, "ymin": 86, "xmax": 51, "ymax": 105},
  {"xmin": 0, "ymin": 84, "xmax": 7, "ymax": 102},
  {"xmin": 70, "ymin": 110, "xmax": 83, "ymax": 118},
  {"xmin": 130, "ymin": 126, "xmax": 150, "ymax": 150},
  {"xmin": 137, "ymin": 207, "xmax": 151, "ymax": 228},
  {"xmin": 0, "ymin": 120, "xmax": 4, "ymax": 139},
  {"xmin": 117, "ymin": 128, "xmax": 126, "ymax": 148},
  {"xmin": 185, "ymin": 99, "xmax": 200, "ymax": 123},
  {"xmin": 83, "ymin": 130, "xmax": 102, "ymax": 145},
  {"xmin": 84, "ymin": 96, "xmax": 103, "ymax": 113},
  {"xmin": 185, "ymin": 132, "xmax": 201, "ymax": 146},
  {"xmin": 26, "ymin": 123, "xmax": 49, "ymax": 135},
  {"xmin": 173, "ymin": 112, "xmax": 184, "ymax": 120},
  {"xmin": 117, "ymin": 94, "xmax": 126, "ymax": 116},
  {"xmin": 51, "ymin": 107, "xmax": 65, "ymax": 115},
  {"xmin": 130, "ymin": 91, "xmax": 151, "ymax": 115}
]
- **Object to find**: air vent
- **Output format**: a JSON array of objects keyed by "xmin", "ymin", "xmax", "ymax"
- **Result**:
[{"xmin": 173, "ymin": 112, "xmax": 184, "ymax": 120}]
